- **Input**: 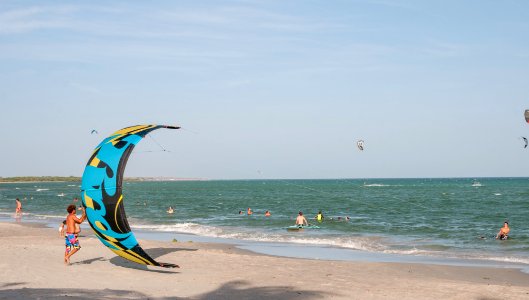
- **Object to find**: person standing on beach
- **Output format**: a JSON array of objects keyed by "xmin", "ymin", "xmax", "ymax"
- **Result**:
[
  {"xmin": 15, "ymin": 198, "xmax": 22, "ymax": 215},
  {"xmin": 296, "ymin": 211, "xmax": 308, "ymax": 226},
  {"xmin": 496, "ymin": 221, "xmax": 510, "ymax": 240},
  {"xmin": 64, "ymin": 204, "xmax": 86, "ymax": 264},
  {"xmin": 59, "ymin": 220, "xmax": 66, "ymax": 237}
]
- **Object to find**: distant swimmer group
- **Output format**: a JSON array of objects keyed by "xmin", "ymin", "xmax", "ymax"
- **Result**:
[{"xmin": 239, "ymin": 208, "xmax": 272, "ymax": 216}]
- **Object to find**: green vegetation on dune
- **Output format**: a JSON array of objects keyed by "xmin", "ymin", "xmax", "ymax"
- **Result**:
[
  {"xmin": 0, "ymin": 176, "xmax": 81, "ymax": 183},
  {"xmin": 0, "ymin": 176, "xmax": 172, "ymax": 183}
]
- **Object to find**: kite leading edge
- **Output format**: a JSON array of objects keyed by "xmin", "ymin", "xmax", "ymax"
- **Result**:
[{"xmin": 81, "ymin": 125, "xmax": 180, "ymax": 268}]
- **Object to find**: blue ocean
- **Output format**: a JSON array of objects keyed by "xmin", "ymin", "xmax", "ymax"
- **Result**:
[{"xmin": 1, "ymin": 178, "xmax": 528, "ymax": 265}]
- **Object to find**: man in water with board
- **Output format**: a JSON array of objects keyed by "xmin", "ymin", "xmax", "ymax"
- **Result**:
[
  {"xmin": 64, "ymin": 204, "xmax": 86, "ymax": 264},
  {"xmin": 496, "ymin": 221, "xmax": 510, "ymax": 240},
  {"xmin": 296, "ymin": 211, "xmax": 308, "ymax": 226}
]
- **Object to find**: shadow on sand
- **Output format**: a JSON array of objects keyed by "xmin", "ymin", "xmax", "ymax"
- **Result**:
[
  {"xmin": 108, "ymin": 247, "xmax": 197, "ymax": 273},
  {"xmin": 0, "ymin": 280, "xmax": 328, "ymax": 299},
  {"xmin": 70, "ymin": 257, "xmax": 106, "ymax": 266}
]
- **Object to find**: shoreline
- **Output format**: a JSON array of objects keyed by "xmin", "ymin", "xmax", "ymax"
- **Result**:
[
  {"xmin": 2, "ymin": 217, "xmax": 529, "ymax": 273},
  {"xmin": 1, "ymin": 222, "xmax": 529, "ymax": 299}
]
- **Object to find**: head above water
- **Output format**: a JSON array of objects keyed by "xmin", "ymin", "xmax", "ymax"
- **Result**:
[{"xmin": 298, "ymin": 211, "xmax": 303, "ymax": 216}]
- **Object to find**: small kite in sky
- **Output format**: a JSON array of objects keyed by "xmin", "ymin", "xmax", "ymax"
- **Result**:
[
  {"xmin": 522, "ymin": 137, "xmax": 528, "ymax": 148},
  {"xmin": 357, "ymin": 140, "xmax": 364, "ymax": 151},
  {"xmin": 91, "ymin": 129, "xmax": 98, "ymax": 134}
]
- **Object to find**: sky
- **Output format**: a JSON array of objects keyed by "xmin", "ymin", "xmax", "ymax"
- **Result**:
[{"xmin": 1, "ymin": 0, "xmax": 528, "ymax": 179}]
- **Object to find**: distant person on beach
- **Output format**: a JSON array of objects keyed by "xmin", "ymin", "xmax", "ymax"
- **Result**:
[
  {"xmin": 64, "ymin": 204, "xmax": 86, "ymax": 264},
  {"xmin": 247, "ymin": 208, "xmax": 253, "ymax": 215},
  {"xmin": 296, "ymin": 211, "xmax": 308, "ymax": 226},
  {"xmin": 496, "ymin": 221, "xmax": 510, "ymax": 240},
  {"xmin": 315, "ymin": 211, "xmax": 324, "ymax": 222},
  {"xmin": 167, "ymin": 206, "xmax": 174, "ymax": 214},
  {"xmin": 265, "ymin": 210, "xmax": 271, "ymax": 217},
  {"xmin": 15, "ymin": 198, "xmax": 22, "ymax": 215},
  {"xmin": 59, "ymin": 220, "xmax": 66, "ymax": 237}
]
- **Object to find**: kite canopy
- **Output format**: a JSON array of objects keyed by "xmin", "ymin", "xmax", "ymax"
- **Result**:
[
  {"xmin": 522, "ymin": 137, "xmax": 528, "ymax": 149},
  {"xmin": 81, "ymin": 125, "xmax": 180, "ymax": 268},
  {"xmin": 525, "ymin": 110, "xmax": 529, "ymax": 123}
]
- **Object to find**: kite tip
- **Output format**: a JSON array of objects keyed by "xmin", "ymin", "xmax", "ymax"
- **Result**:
[{"xmin": 159, "ymin": 262, "xmax": 180, "ymax": 268}]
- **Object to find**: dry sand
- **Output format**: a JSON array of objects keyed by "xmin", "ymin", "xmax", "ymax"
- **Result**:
[{"xmin": 0, "ymin": 222, "xmax": 528, "ymax": 299}]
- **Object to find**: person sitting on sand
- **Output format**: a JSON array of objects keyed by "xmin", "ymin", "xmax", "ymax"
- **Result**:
[
  {"xmin": 265, "ymin": 210, "xmax": 271, "ymax": 217},
  {"xmin": 15, "ymin": 198, "xmax": 22, "ymax": 215},
  {"xmin": 296, "ymin": 211, "xmax": 308, "ymax": 226},
  {"xmin": 167, "ymin": 206, "xmax": 174, "ymax": 214},
  {"xmin": 496, "ymin": 221, "xmax": 510, "ymax": 240},
  {"xmin": 64, "ymin": 204, "xmax": 86, "ymax": 265}
]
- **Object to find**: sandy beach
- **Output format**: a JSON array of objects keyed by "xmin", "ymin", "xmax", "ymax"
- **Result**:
[{"xmin": 0, "ymin": 222, "xmax": 527, "ymax": 299}]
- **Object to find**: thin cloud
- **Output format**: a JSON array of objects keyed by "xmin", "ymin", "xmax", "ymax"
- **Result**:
[{"xmin": 0, "ymin": 5, "xmax": 79, "ymax": 34}]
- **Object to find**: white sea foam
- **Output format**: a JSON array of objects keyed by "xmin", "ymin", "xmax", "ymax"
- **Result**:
[
  {"xmin": 130, "ymin": 222, "xmax": 529, "ymax": 265},
  {"xmin": 131, "ymin": 223, "xmax": 389, "ymax": 253},
  {"xmin": 363, "ymin": 184, "xmax": 389, "ymax": 187},
  {"xmin": 36, "ymin": 188, "xmax": 49, "ymax": 192}
]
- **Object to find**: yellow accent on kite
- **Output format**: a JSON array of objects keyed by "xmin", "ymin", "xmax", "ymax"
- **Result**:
[
  {"xmin": 115, "ymin": 194, "xmax": 124, "ymax": 233},
  {"xmin": 89, "ymin": 157, "xmax": 101, "ymax": 167},
  {"xmin": 84, "ymin": 193, "xmax": 94, "ymax": 209},
  {"xmin": 95, "ymin": 221, "xmax": 106, "ymax": 231},
  {"xmin": 110, "ymin": 248, "xmax": 152, "ymax": 266},
  {"xmin": 105, "ymin": 125, "xmax": 155, "ymax": 145},
  {"xmin": 101, "ymin": 232, "xmax": 119, "ymax": 243}
]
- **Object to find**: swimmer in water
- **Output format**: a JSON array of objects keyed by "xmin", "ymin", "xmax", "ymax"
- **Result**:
[{"xmin": 496, "ymin": 221, "xmax": 510, "ymax": 240}]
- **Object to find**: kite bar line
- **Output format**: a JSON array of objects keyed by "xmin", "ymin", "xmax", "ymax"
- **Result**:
[{"xmin": 147, "ymin": 134, "xmax": 170, "ymax": 152}]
